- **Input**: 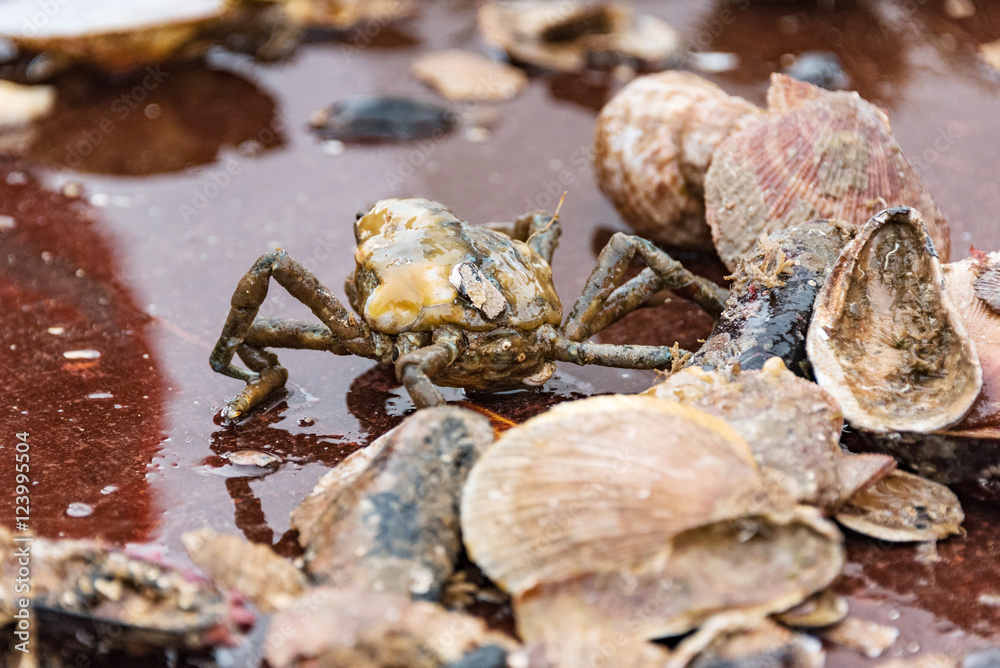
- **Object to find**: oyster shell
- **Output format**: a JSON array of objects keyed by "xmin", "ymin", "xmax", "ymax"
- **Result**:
[
  {"xmin": 705, "ymin": 74, "xmax": 951, "ymax": 271},
  {"xmin": 865, "ymin": 251, "xmax": 1000, "ymax": 501},
  {"xmin": 478, "ymin": 0, "xmax": 682, "ymax": 74},
  {"xmin": 0, "ymin": 0, "xmax": 294, "ymax": 72},
  {"xmin": 292, "ymin": 406, "xmax": 493, "ymax": 600},
  {"xmin": 593, "ymin": 72, "xmax": 763, "ymax": 250},
  {"xmin": 264, "ymin": 586, "xmax": 516, "ymax": 668},
  {"xmin": 645, "ymin": 358, "xmax": 895, "ymax": 510},
  {"xmin": 834, "ymin": 470, "xmax": 964, "ymax": 542},
  {"xmin": 806, "ymin": 207, "xmax": 981, "ymax": 433}
]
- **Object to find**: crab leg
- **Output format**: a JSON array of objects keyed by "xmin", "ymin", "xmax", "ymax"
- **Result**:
[
  {"xmin": 210, "ymin": 250, "xmax": 382, "ymax": 418},
  {"xmin": 395, "ymin": 328, "xmax": 466, "ymax": 409},
  {"xmin": 547, "ymin": 335, "xmax": 685, "ymax": 369},
  {"xmin": 563, "ymin": 233, "xmax": 728, "ymax": 341}
]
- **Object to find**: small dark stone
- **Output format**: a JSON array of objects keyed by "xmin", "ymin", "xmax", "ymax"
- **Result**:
[
  {"xmin": 311, "ymin": 96, "xmax": 456, "ymax": 143},
  {"xmin": 444, "ymin": 645, "xmax": 509, "ymax": 668},
  {"xmin": 782, "ymin": 51, "xmax": 849, "ymax": 90}
]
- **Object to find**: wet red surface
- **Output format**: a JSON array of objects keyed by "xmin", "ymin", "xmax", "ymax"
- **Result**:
[{"xmin": 2, "ymin": 0, "xmax": 1000, "ymax": 665}]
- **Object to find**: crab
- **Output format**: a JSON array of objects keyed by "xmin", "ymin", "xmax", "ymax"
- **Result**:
[{"xmin": 209, "ymin": 198, "xmax": 728, "ymax": 415}]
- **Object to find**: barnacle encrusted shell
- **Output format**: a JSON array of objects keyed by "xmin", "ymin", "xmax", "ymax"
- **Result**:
[
  {"xmin": 594, "ymin": 72, "xmax": 763, "ymax": 250},
  {"xmin": 859, "ymin": 251, "xmax": 1000, "ymax": 502},
  {"xmin": 353, "ymin": 198, "xmax": 562, "ymax": 334},
  {"xmin": 806, "ymin": 207, "xmax": 981, "ymax": 433},
  {"xmin": 645, "ymin": 358, "xmax": 894, "ymax": 509},
  {"xmin": 705, "ymin": 74, "xmax": 951, "ymax": 271}
]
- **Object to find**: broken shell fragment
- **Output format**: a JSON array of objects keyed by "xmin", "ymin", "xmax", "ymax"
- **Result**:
[
  {"xmin": 690, "ymin": 619, "xmax": 825, "ymax": 668},
  {"xmin": 292, "ymin": 407, "xmax": 493, "ymax": 600},
  {"xmin": 807, "ymin": 207, "xmax": 982, "ymax": 433},
  {"xmin": 0, "ymin": 528, "xmax": 250, "ymax": 651},
  {"xmin": 706, "ymin": 74, "xmax": 951, "ymax": 270},
  {"xmin": 264, "ymin": 586, "xmax": 516, "ymax": 668},
  {"xmin": 834, "ymin": 470, "xmax": 964, "ymax": 542},
  {"xmin": 646, "ymin": 357, "xmax": 894, "ymax": 510},
  {"xmin": 182, "ymin": 528, "xmax": 306, "ymax": 613},
  {"xmin": 411, "ymin": 50, "xmax": 529, "ymax": 102},
  {"xmin": 689, "ymin": 220, "xmax": 857, "ymax": 376},
  {"xmin": 284, "ymin": 0, "xmax": 418, "ymax": 30},
  {"xmin": 478, "ymin": 0, "xmax": 683, "ymax": 74},
  {"xmin": 774, "ymin": 588, "xmax": 849, "ymax": 628},
  {"xmin": 594, "ymin": 72, "xmax": 763, "ymax": 250}
]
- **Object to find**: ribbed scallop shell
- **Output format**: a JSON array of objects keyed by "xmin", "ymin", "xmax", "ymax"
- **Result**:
[
  {"xmin": 705, "ymin": 74, "xmax": 951, "ymax": 271},
  {"xmin": 806, "ymin": 207, "xmax": 981, "ymax": 433},
  {"xmin": 460, "ymin": 395, "xmax": 787, "ymax": 596},
  {"xmin": 594, "ymin": 72, "xmax": 762, "ymax": 250}
]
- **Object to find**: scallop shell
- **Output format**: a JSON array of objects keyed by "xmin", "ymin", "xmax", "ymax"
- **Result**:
[
  {"xmin": 645, "ymin": 358, "xmax": 895, "ymax": 509},
  {"xmin": 594, "ymin": 72, "xmax": 763, "ymax": 250},
  {"xmin": 705, "ymin": 74, "xmax": 951, "ymax": 271},
  {"xmin": 460, "ymin": 395, "xmax": 790, "ymax": 596},
  {"xmin": 806, "ymin": 207, "xmax": 981, "ymax": 433},
  {"xmin": 513, "ymin": 507, "xmax": 844, "ymax": 640}
]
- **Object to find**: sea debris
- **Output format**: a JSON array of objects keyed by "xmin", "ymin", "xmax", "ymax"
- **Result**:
[
  {"xmin": 309, "ymin": 96, "xmax": 457, "ymax": 144},
  {"xmin": 478, "ymin": 0, "xmax": 683, "ymax": 73},
  {"xmin": 411, "ymin": 50, "xmax": 529, "ymax": 102}
]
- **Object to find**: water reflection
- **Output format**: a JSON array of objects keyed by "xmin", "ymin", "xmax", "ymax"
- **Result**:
[
  {"xmin": 20, "ymin": 64, "xmax": 284, "ymax": 176},
  {"xmin": 0, "ymin": 165, "xmax": 163, "ymax": 542}
]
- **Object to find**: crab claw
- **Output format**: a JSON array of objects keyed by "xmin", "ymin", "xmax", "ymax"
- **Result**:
[{"xmin": 222, "ymin": 366, "xmax": 288, "ymax": 420}]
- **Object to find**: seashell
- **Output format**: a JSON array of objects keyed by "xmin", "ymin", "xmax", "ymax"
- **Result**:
[
  {"xmin": 512, "ymin": 508, "xmax": 843, "ymax": 641},
  {"xmin": 285, "ymin": 0, "xmax": 418, "ymax": 30},
  {"xmin": 834, "ymin": 470, "xmax": 964, "ymax": 542},
  {"xmin": 806, "ymin": 207, "xmax": 981, "ymax": 433},
  {"xmin": 705, "ymin": 74, "xmax": 951, "ymax": 271},
  {"xmin": 292, "ymin": 407, "xmax": 493, "ymax": 600},
  {"xmin": 688, "ymin": 219, "xmax": 857, "ymax": 376},
  {"xmin": 646, "ymin": 357, "xmax": 895, "ymax": 510},
  {"xmin": 594, "ymin": 72, "xmax": 763, "ymax": 250},
  {"xmin": 182, "ymin": 528, "xmax": 306, "ymax": 613},
  {"xmin": 461, "ymin": 395, "xmax": 844, "ymax": 646},
  {"xmin": 264, "ymin": 586, "xmax": 517, "ymax": 668},
  {"xmin": 461, "ymin": 395, "xmax": 786, "ymax": 595},
  {"xmin": 774, "ymin": 588, "xmax": 849, "ymax": 629},
  {"xmin": 690, "ymin": 619, "xmax": 825, "ymax": 668},
  {"xmin": 478, "ymin": 1, "xmax": 682, "ymax": 74},
  {"xmin": 864, "ymin": 251, "xmax": 1000, "ymax": 502}
]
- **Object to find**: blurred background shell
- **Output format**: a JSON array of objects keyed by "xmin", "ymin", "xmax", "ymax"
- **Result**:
[
  {"xmin": 806, "ymin": 207, "xmax": 980, "ymax": 434},
  {"xmin": 593, "ymin": 71, "xmax": 762, "ymax": 250},
  {"xmin": 705, "ymin": 74, "xmax": 951, "ymax": 271}
]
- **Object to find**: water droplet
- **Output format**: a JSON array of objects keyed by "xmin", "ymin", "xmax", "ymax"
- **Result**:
[
  {"xmin": 47, "ymin": 326, "xmax": 64, "ymax": 335},
  {"xmin": 86, "ymin": 392, "xmax": 113, "ymax": 399},
  {"xmin": 100, "ymin": 485, "xmax": 118, "ymax": 495},
  {"xmin": 63, "ymin": 349, "xmax": 101, "ymax": 360},
  {"xmin": 66, "ymin": 502, "xmax": 93, "ymax": 518}
]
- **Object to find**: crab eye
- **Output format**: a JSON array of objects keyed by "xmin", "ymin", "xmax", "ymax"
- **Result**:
[{"xmin": 391, "ymin": 349, "xmax": 400, "ymax": 363}]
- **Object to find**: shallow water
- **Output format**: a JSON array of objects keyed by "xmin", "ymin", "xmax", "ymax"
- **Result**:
[{"xmin": 2, "ymin": 0, "xmax": 1000, "ymax": 664}]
